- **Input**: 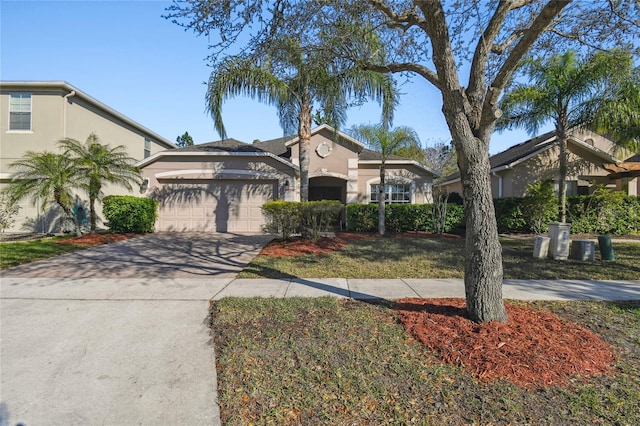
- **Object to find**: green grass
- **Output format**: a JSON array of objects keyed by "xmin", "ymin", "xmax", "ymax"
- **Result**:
[
  {"xmin": 240, "ymin": 237, "xmax": 640, "ymax": 280},
  {"xmin": 212, "ymin": 297, "xmax": 640, "ymax": 425},
  {"xmin": 0, "ymin": 237, "xmax": 87, "ymax": 269}
]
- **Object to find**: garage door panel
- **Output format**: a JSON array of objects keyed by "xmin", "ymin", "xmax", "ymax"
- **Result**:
[{"xmin": 155, "ymin": 180, "xmax": 274, "ymax": 233}]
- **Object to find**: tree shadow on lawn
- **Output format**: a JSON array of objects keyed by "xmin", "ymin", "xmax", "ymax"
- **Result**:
[
  {"xmin": 501, "ymin": 240, "xmax": 640, "ymax": 280},
  {"xmin": 342, "ymin": 236, "xmax": 464, "ymax": 262}
]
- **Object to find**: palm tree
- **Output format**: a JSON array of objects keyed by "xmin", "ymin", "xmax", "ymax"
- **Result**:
[
  {"xmin": 588, "ymin": 73, "xmax": 640, "ymax": 151},
  {"xmin": 349, "ymin": 124, "xmax": 420, "ymax": 235},
  {"xmin": 59, "ymin": 133, "xmax": 141, "ymax": 232},
  {"xmin": 498, "ymin": 49, "xmax": 636, "ymax": 222},
  {"xmin": 206, "ymin": 36, "xmax": 396, "ymax": 201},
  {"xmin": 5, "ymin": 151, "xmax": 83, "ymax": 236}
]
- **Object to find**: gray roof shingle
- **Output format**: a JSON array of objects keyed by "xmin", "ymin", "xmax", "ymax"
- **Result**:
[
  {"xmin": 173, "ymin": 138, "xmax": 266, "ymax": 153},
  {"xmin": 439, "ymin": 130, "xmax": 557, "ymax": 182}
]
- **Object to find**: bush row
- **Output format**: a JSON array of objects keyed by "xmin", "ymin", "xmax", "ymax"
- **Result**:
[
  {"xmin": 262, "ymin": 200, "xmax": 344, "ymax": 240},
  {"xmin": 494, "ymin": 193, "xmax": 640, "ymax": 235},
  {"xmin": 103, "ymin": 195, "xmax": 158, "ymax": 233},
  {"xmin": 345, "ymin": 203, "xmax": 465, "ymax": 233}
]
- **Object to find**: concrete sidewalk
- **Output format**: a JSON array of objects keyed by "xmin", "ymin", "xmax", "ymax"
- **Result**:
[
  {"xmin": 1, "ymin": 275, "xmax": 638, "ymax": 426},
  {"xmin": 212, "ymin": 277, "xmax": 640, "ymax": 301}
]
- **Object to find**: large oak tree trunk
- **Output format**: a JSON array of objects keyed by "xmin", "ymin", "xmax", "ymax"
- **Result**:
[
  {"xmin": 457, "ymin": 139, "xmax": 507, "ymax": 323},
  {"xmin": 298, "ymin": 102, "xmax": 312, "ymax": 202}
]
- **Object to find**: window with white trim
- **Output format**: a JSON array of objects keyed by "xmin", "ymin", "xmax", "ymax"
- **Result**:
[
  {"xmin": 370, "ymin": 183, "xmax": 411, "ymax": 203},
  {"xmin": 144, "ymin": 138, "xmax": 151, "ymax": 158},
  {"xmin": 9, "ymin": 93, "xmax": 32, "ymax": 131}
]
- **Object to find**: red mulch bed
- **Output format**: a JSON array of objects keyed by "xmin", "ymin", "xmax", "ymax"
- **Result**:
[
  {"xmin": 396, "ymin": 298, "xmax": 617, "ymax": 388},
  {"xmin": 260, "ymin": 233, "xmax": 374, "ymax": 257},
  {"xmin": 56, "ymin": 233, "xmax": 141, "ymax": 246},
  {"xmin": 260, "ymin": 232, "xmax": 462, "ymax": 257}
]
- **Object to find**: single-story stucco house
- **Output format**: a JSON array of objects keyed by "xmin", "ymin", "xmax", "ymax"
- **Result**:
[
  {"xmin": 138, "ymin": 124, "xmax": 440, "ymax": 233},
  {"xmin": 437, "ymin": 129, "xmax": 639, "ymax": 198}
]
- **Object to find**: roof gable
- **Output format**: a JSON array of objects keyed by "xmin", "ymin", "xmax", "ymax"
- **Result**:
[
  {"xmin": 438, "ymin": 130, "xmax": 621, "ymax": 185},
  {"xmin": 284, "ymin": 124, "xmax": 365, "ymax": 152}
]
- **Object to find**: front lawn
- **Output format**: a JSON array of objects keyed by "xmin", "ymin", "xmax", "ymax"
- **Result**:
[
  {"xmin": 239, "ymin": 235, "xmax": 640, "ymax": 280},
  {"xmin": 212, "ymin": 297, "xmax": 640, "ymax": 425},
  {"xmin": 0, "ymin": 237, "xmax": 88, "ymax": 269},
  {"xmin": 0, "ymin": 233, "xmax": 139, "ymax": 269}
]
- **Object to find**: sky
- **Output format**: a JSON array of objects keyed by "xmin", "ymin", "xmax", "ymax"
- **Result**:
[{"xmin": 1, "ymin": 0, "xmax": 543, "ymax": 154}]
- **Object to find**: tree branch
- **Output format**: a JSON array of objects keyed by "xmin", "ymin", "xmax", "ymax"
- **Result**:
[
  {"xmin": 484, "ymin": 1, "xmax": 570, "ymax": 127},
  {"xmin": 491, "ymin": 31, "xmax": 525, "ymax": 54},
  {"xmin": 367, "ymin": 0, "xmax": 425, "ymax": 31},
  {"xmin": 467, "ymin": 1, "xmax": 513, "ymax": 111},
  {"xmin": 361, "ymin": 61, "xmax": 440, "ymax": 88}
]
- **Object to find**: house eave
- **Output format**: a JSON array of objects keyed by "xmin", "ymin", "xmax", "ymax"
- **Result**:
[
  {"xmin": 136, "ymin": 150, "xmax": 300, "ymax": 171},
  {"xmin": 284, "ymin": 124, "xmax": 365, "ymax": 150},
  {"xmin": 358, "ymin": 159, "xmax": 441, "ymax": 177}
]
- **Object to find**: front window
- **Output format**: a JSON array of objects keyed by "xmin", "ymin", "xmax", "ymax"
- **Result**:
[
  {"xmin": 370, "ymin": 183, "xmax": 411, "ymax": 204},
  {"xmin": 9, "ymin": 93, "xmax": 31, "ymax": 131}
]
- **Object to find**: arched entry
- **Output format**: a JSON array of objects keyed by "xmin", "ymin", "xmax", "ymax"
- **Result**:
[{"xmin": 309, "ymin": 176, "xmax": 346, "ymax": 203}]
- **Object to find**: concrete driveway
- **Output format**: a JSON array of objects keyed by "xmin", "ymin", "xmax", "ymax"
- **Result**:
[{"xmin": 0, "ymin": 233, "xmax": 272, "ymax": 425}]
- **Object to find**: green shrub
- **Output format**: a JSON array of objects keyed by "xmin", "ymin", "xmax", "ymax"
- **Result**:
[
  {"xmin": 103, "ymin": 195, "xmax": 158, "ymax": 233},
  {"xmin": 567, "ymin": 189, "xmax": 640, "ymax": 235},
  {"xmin": 493, "ymin": 188, "xmax": 639, "ymax": 235},
  {"xmin": 522, "ymin": 179, "xmax": 557, "ymax": 233},
  {"xmin": 494, "ymin": 180, "xmax": 557, "ymax": 234},
  {"xmin": 345, "ymin": 203, "xmax": 464, "ymax": 234},
  {"xmin": 299, "ymin": 200, "xmax": 343, "ymax": 241},
  {"xmin": 494, "ymin": 197, "xmax": 527, "ymax": 233},
  {"xmin": 345, "ymin": 204, "xmax": 378, "ymax": 232},
  {"xmin": 262, "ymin": 200, "xmax": 343, "ymax": 240},
  {"xmin": 261, "ymin": 200, "xmax": 300, "ymax": 239}
]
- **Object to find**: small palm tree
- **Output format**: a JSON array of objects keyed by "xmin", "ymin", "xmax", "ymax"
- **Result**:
[
  {"xmin": 498, "ymin": 49, "xmax": 636, "ymax": 222},
  {"xmin": 349, "ymin": 124, "xmax": 420, "ymax": 235},
  {"xmin": 5, "ymin": 151, "xmax": 83, "ymax": 235},
  {"xmin": 59, "ymin": 133, "xmax": 141, "ymax": 232},
  {"xmin": 207, "ymin": 36, "xmax": 396, "ymax": 201}
]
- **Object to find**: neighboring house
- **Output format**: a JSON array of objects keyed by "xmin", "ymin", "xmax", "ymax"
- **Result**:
[
  {"xmin": 139, "ymin": 124, "xmax": 439, "ymax": 233},
  {"xmin": 604, "ymin": 152, "xmax": 640, "ymax": 196},
  {"xmin": 0, "ymin": 81, "xmax": 175, "ymax": 233},
  {"xmin": 438, "ymin": 129, "xmax": 638, "ymax": 198}
]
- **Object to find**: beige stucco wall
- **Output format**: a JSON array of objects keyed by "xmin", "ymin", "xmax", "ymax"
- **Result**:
[
  {"xmin": 140, "ymin": 154, "xmax": 296, "ymax": 201},
  {"xmin": 289, "ymin": 129, "xmax": 359, "ymax": 178},
  {"xmin": 1, "ymin": 84, "xmax": 173, "ymax": 232},
  {"xmin": 439, "ymin": 129, "xmax": 624, "ymax": 199},
  {"xmin": 356, "ymin": 163, "xmax": 433, "ymax": 204}
]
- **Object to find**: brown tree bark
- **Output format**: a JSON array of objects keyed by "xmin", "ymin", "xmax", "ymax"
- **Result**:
[{"xmin": 456, "ymin": 136, "xmax": 508, "ymax": 323}]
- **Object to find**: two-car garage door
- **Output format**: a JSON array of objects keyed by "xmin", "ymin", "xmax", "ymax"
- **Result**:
[{"xmin": 155, "ymin": 180, "xmax": 275, "ymax": 233}]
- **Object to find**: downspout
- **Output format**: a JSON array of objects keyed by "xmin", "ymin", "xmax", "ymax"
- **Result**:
[
  {"xmin": 62, "ymin": 90, "xmax": 76, "ymax": 138},
  {"xmin": 492, "ymin": 172, "xmax": 503, "ymax": 198}
]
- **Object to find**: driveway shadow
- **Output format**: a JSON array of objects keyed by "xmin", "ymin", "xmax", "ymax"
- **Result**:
[{"xmin": 0, "ymin": 233, "xmax": 274, "ymax": 278}]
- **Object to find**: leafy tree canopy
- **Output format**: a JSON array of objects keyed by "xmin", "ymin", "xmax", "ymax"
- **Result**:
[{"xmin": 176, "ymin": 131, "xmax": 194, "ymax": 147}]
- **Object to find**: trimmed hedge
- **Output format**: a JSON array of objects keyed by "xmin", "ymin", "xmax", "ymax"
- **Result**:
[
  {"xmin": 494, "ymin": 193, "xmax": 640, "ymax": 235},
  {"xmin": 262, "ymin": 200, "xmax": 343, "ymax": 240},
  {"xmin": 345, "ymin": 203, "xmax": 464, "ymax": 233},
  {"xmin": 103, "ymin": 195, "xmax": 158, "ymax": 233}
]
